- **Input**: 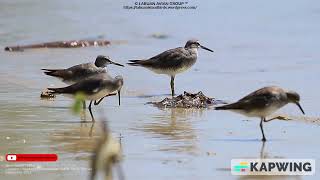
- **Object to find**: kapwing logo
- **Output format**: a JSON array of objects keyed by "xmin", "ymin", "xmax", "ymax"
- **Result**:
[
  {"xmin": 231, "ymin": 159, "xmax": 315, "ymax": 175},
  {"xmin": 233, "ymin": 162, "xmax": 249, "ymax": 172}
]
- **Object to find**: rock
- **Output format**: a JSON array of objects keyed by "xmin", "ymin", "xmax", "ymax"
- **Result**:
[{"xmin": 148, "ymin": 91, "xmax": 226, "ymax": 108}]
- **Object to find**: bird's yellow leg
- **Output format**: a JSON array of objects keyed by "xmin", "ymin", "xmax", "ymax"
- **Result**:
[{"xmin": 264, "ymin": 115, "xmax": 292, "ymax": 122}]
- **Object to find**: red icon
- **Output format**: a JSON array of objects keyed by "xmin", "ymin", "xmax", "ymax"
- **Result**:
[{"xmin": 6, "ymin": 154, "xmax": 58, "ymax": 162}]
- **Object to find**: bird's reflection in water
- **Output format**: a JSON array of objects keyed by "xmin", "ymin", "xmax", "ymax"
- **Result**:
[
  {"xmin": 135, "ymin": 108, "xmax": 204, "ymax": 155},
  {"xmin": 236, "ymin": 142, "xmax": 302, "ymax": 180},
  {"xmin": 49, "ymin": 122, "xmax": 101, "ymax": 160}
]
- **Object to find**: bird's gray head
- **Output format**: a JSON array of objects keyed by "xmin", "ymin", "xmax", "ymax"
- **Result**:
[
  {"xmin": 286, "ymin": 90, "xmax": 305, "ymax": 114},
  {"xmin": 184, "ymin": 39, "xmax": 214, "ymax": 52},
  {"xmin": 95, "ymin": 55, "xmax": 124, "ymax": 68}
]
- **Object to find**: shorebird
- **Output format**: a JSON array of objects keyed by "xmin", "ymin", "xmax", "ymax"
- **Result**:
[
  {"xmin": 215, "ymin": 86, "xmax": 305, "ymax": 141},
  {"xmin": 91, "ymin": 120, "xmax": 123, "ymax": 180},
  {"xmin": 42, "ymin": 55, "xmax": 124, "ymax": 108},
  {"xmin": 47, "ymin": 74, "xmax": 124, "ymax": 122},
  {"xmin": 42, "ymin": 55, "xmax": 124, "ymax": 84},
  {"xmin": 127, "ymin": 39, "xmax": 213, "ymax": 96}
]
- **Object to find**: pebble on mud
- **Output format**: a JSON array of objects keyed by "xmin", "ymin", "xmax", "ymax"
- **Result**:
[
  {"xmin": 150, "ymin": 33, "xmax": 169, "ymax": 39},
  {"xmin": 40, "ymin": 88, "xmax": 56, "ymax": 99},
  {"xmin": 148, "ymin": 91, "xmax": 226, "ymax": 108},
  {"xmin": 206, "ymin": 151, "xmax": 216, "ymax": 156}
]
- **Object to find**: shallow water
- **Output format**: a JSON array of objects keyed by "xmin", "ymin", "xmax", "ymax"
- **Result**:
[{"xmin": 0, "ymin": 0, "xmax": 320, "ymax": 179}]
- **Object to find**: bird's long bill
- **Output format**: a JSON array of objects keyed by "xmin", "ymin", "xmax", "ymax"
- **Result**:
[
  {"xmin": 111, "ymin": 60, "xmax": 125, "ymax": 67},
  {"xmin": 200, "ymin": 45, "xmax": 214, "ymax": 52},
  {"xmin": 118, "ymin": 90, "xmax": 121, "ymax": 106},
  {"xmin": 296, "ymin": 102, "xmax": 305, "ymax": 114}
]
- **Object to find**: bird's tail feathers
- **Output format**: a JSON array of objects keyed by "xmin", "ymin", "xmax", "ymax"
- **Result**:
[
  {"xmin": 127, "ymin": 60, "xmax": 145, "ymax": 66},
  {"xmin": 214, "ymin": 106, "xmax": 228, "ymax": 110},
  {"xmin": 41, "ymin": 69, "xmax": 64, "ymax": 77},
  {"xmin": 215, "ymin": 103, "xmax": 242, "ymax": 110}
]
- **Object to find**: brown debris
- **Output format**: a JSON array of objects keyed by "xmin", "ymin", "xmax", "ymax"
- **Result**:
[
  {"xmin": 5, "ymin": 39, "xmax": 111, "ymax": 52},
  {"xmin": 40, "ymin": 88, "xmax": 55, "ymax": 99},
  {"xmin": 149, "ymin": 91, "xmax": 226, "ymax": 108}
]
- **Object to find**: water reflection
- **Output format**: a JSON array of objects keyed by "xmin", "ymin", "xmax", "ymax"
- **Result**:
[
  {"xmin": 49, "ymin": 122, "xmax": 100, "ymax": 159},
  {"xmin": 236, "ymin": 142, "xmax": 301, "ymax": 180},
  {"xmin": 134, "ymin": 108, "xmax": 205, "ymax": 154}
]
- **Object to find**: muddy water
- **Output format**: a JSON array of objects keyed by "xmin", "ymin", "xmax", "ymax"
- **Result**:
[{"xmin": 0, "ymin": 0, "xmax": 320, "ymax": 179}]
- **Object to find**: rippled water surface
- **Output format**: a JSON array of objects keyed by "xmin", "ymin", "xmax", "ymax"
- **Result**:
[{"xmin": 0, "ymin": 0, "xmax": 320, "ymax": 179}]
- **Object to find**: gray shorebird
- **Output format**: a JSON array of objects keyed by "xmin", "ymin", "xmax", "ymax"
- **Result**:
[
  {"xmin": 47, "ymin": 74, "xmax": 124, "ymax": 121},
  {"xmin": 42, "ymin": 55, "xmax": 124, "ymax": 84},
  {"xmin": 215, "ymin": 86, "xmax": 305, "ymax": 141},
  {"xmin": 42, "ymin": 55, "xmax": 124, "ymax": 108},
  {"xmin": 127, "ymin": 39, "xmax": 213, "ymax": 96}
]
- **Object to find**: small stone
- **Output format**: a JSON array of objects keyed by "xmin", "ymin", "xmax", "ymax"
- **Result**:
[
  {"xmin": 151, "ymin": 33, "xmax": 169, "ymax": 39},
  {"xmin": 206, "ymin": 151, "xmax": 216, "ymax": 156}
]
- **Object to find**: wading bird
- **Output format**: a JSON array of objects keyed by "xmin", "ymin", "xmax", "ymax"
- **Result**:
[
  {"xmin": 48, "ymin": 74, "xmax": 124, "ymax": 121},
  {"xmin": 215, "ymin": 86, "xmax": 305, "ymax": 141},
  {"xmin": 42, "ymin": 55, "xmax": 124, "ymax": 108},
  {"xmin": 128, "ymin": 39, "xmax": 213, "ymax": 96}
]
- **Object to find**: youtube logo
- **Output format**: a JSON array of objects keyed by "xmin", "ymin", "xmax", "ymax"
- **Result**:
[
  {"xmin": 6, "ymin": 154, "xmax": 17, "ymax": 161},
  {"xmin": 5, "ymin": 154, "xmax": 58, "ymax": 162}
]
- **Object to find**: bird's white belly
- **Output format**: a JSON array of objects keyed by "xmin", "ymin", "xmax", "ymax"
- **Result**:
[
  {"xmin": 148, "ymin": 65, "xmax": 192, "ymax": 76},
  {"xmin": 62, "ymin": 89, "xmax": 115, "ymax": 101},
  {"xmin": 232, "ymin": 104, "xmax": 285, "ymax": 118}
]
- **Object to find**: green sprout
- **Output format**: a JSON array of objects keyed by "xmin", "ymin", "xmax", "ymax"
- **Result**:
[{"xmin": 72, "ymin": 92, "xmax": 86, "ymax": 114}]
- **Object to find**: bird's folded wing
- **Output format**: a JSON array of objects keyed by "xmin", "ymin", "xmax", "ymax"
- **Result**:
[
  {"xmin": 67, "ymin": 63, "xmax": 99, "ymax": 77},
  {"xmin": 57, "ymin": 78, "xmax": 103, "ymax": 95},
  {"xmin": 226, "ymin": 93, "xmax": 275, "ymax": 110},
  {"xmin": 146, "ymin": 47, "xmax": 187, "ymax": 68}
]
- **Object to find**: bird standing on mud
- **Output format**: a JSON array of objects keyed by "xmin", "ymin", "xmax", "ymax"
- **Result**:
[
  {"xmin": 47, "ymin": 74, "xmax": 124, "ymax": 122},
  {"xmin": 127, "ymin": 39, "xmax": 213, "ymax": 96},
  {"xmin": 215, "ymin": 86, "xmax": 305, "ymax": 141}
]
